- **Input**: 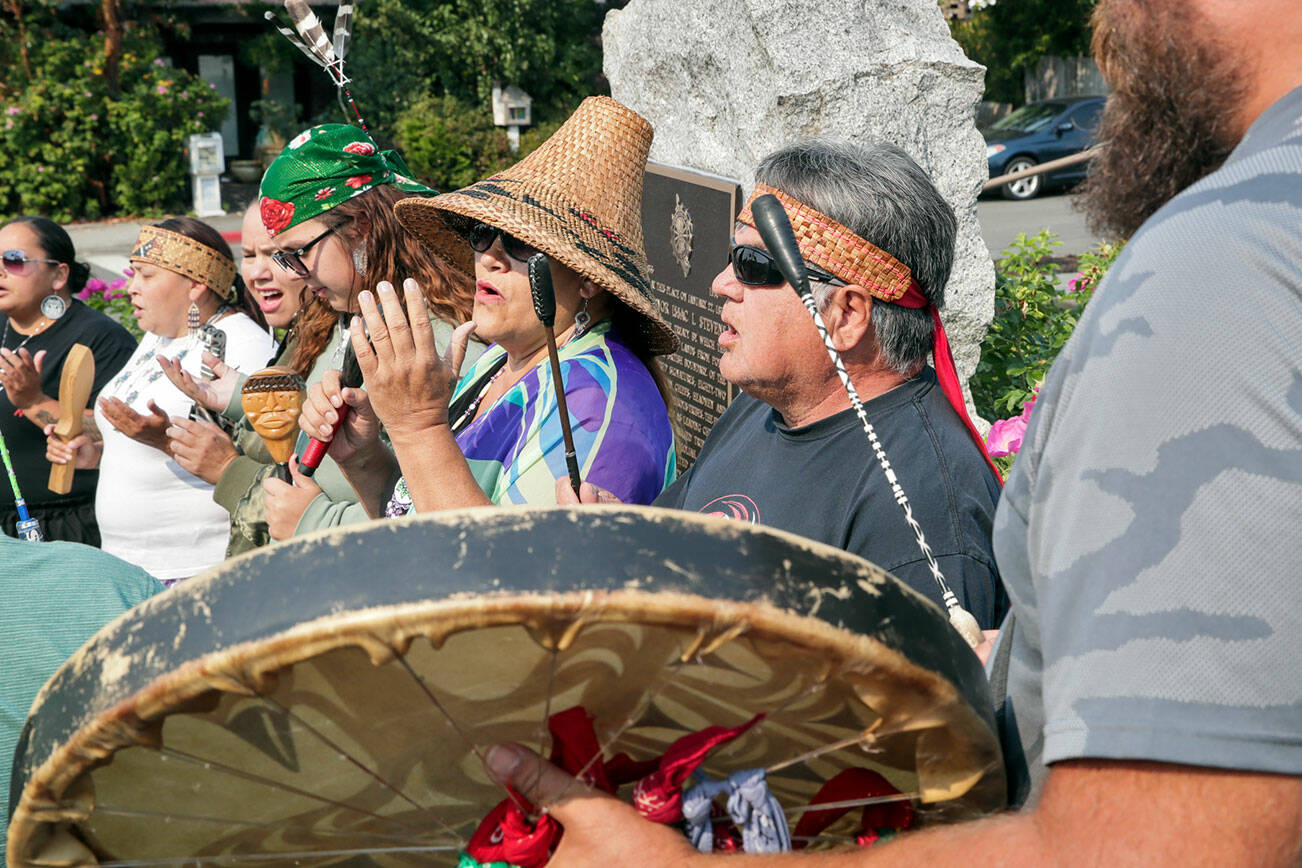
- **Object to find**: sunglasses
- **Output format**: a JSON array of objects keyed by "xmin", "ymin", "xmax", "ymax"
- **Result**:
[
  {"xmin": 728, "ymin": 244, "xmax": 845, "ymax": 288},
  {"xmin": 2, "ymin": 249, "xmax": 61, "ymax": 277},
  {"xmin": 464, "ymin": 222, "xmax": 540, "ymax": 263},
  {"xmin": 272, "ymin": 224, "xmax": 342, "ymax": 277}
]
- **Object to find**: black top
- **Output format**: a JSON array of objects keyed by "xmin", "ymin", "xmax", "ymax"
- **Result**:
[
  {"xmin": 656, "ymin": 369, "xmax": 1008, "ymax": 628},
  {"xmin": 0, "ymin": 300, "xmax": 137, "ymax": 506}
]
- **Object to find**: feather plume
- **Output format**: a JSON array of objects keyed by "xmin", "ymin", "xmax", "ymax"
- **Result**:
[
  {"xmin": 263, "ymin": 11, "xmax": 328, "ymax": 68},
  {"xmin": 285, "ymin": 0, "xmax": 336, "ymax": 66},
  {"xmin": 333, "ymin": 1, "xmax": 354, "ymax": 62}
]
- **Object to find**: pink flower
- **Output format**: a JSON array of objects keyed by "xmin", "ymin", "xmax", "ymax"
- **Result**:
[
  {"xmin": 5, "ymin": 106, "xmax": 20, "ymax": 116},
  {"xmin": 109, "ymin": 278, "xmax": 127, "ymax": 291},
  {"xmin": 1019, "ymin": 388, "xmax": 1039, "ymax": 421},
  {"xmin": 90, "ymin": 114, "xmax": 99, "ymax": 121},
  {"xmin": 1067, "ymin": 275, "xmax": 1082, "ymax": 293},
  {"xmin": 84, "ymin": 91, "xmax": 92, "ymax": 98},
  {"xmin": 985, "ymin": 416, "xmax": 1027, "ymax": 458},
  {"xmin": 156, "ymin": 84, "xmax": 169, "ymax": 95},
  {"xmin": 314, "ymin": 186, "xmax": 335, "ymax": 201},
  {"xmin": 153, "ymin": 58, "xmax": 165, "ymax": 67},
  {"xmin": 342, "ymin": 141, "xmax": 376, "ymax": 156}
]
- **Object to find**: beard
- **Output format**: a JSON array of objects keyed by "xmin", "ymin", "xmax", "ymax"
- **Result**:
[{"xmin": 1076, "ymin": 0, "xmax": 1249, "ymax": 239}]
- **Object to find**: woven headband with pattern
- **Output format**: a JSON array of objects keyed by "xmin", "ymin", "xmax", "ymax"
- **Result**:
[
  {"xmin": 129, "ymin": 226, "xmax": 237, "ymax": 294},
  {"xmin": 737, "ymin": 184, "xmax": 922, "ymax": 304}
]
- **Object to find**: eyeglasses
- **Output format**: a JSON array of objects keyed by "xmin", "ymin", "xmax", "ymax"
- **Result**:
[
  {"xmin": 464, "ymin": 222, "xmax": 540, "ymax": 263},
  {"xmin": 728, "ymin": 244, "xmax": 845, "ymax": 288},
  {"xmin": 272, "ymin": 224, "xmax": 342, "ymax": 277},
  {"xmin": 2, "ymin": 249, "xmax": 61, "ymax": 277}
]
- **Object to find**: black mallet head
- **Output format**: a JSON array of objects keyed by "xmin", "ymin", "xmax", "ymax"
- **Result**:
[
  {"xmin": 528, "ymin": 253, "xmax": 556, "ymax": 328},
  {"xmin": 750, "ymin": 193, "xmax": 812, "ymax": 299}
]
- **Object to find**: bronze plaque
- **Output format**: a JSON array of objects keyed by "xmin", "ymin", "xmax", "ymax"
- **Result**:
[{"xmin": 642, "ymin": 162, "xmax": 742, "ymax": 468}]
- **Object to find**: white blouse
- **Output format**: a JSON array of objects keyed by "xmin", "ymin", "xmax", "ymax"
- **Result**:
[{"xmin": 95, "ymin": 314, "xmax": 274, "ymax": 582}]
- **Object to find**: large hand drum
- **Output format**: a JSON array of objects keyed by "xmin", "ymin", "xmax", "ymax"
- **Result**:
[{"xmin": 8, "ymin": 507, "xmax": 1004, "ymax": 866}]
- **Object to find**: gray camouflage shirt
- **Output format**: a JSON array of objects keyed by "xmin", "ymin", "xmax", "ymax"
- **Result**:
[{"xmin": 994, "ymin": 85, "xmax": 1302, "ymax": 806}]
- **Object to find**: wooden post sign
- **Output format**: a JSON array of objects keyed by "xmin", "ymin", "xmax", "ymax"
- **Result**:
[
  {"xmin": 641, "ymin": 162, "xmax": 742, "ymax": 469},
  {"xmin": 47, "ymin": 343, "xmax": 95, "ymax": 495}
]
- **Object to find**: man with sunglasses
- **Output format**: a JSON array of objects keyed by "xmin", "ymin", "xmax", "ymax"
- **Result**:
[{"xmin": 565, "ymin": 140, "xmax": 1006, "ymax": 632}]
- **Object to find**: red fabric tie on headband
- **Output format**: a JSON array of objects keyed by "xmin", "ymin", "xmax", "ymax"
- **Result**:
[{"xmin": 885, "ymin": 280, "xmax": 1003, "ymax": 484}]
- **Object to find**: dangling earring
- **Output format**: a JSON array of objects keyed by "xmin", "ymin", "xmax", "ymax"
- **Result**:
[
  {"xmin": 40, "ymin": 294, "xmax": 68, "ymax": 320},
  {"xmin": 188, "ymin": 302, "xmax": 201, "ymax": 336},
  {"xmin": 352, "ymin": 245, "xmax": 368, "ymax": 276},
  {"xmin": 573, "ymin": 297, "xmax": 591, "ymax": 338}
]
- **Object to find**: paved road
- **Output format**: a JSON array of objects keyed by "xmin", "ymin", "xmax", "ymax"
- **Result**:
[{"xmin": 977, "ymin": 189, "xmax": 1102, "ymax": 260}]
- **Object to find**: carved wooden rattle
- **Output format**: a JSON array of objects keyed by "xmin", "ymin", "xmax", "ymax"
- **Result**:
[{"xmin": 241, "ymin": 366, "xmax": 306, "ymax": 480}]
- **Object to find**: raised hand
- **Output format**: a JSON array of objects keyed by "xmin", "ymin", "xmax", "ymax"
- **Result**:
[
  {"xmin": 349, "ymin": 279, "xmax": 476, "ymax": 439},
  {"xmin": 99, "ymin": 396, "xmax": 172, "ymax": 453},
  {"xmin": 157, "ymin": 351, "xmax": 239, "ymax": 413},
  {"xmin": 166, "ymin": 416, "xmax": 239, "ymax": 484},
  {"xmin": 0, "ymin": 347, "xmax": 48, "ymax": 409}
]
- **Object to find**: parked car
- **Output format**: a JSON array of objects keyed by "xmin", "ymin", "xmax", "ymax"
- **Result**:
[{"xmin": 983, "ymin": 96, "xmax": 1105, "ymax": 200}]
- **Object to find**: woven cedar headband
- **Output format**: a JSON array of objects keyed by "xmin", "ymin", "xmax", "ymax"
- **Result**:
[
  {"xmin": 737, "ymin": 183, "xmax": 924, "ymax": 306},
  {"xmin": 129, "ymin": 226, "xmax": 237, "ymax": 295}
]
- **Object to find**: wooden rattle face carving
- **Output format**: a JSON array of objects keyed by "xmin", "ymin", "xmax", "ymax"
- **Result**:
[{"xmin": 240, "ymin": 367, "xmax": 306, "ymax": 464}]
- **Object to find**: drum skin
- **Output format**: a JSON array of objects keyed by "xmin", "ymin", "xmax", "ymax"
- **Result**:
[{"xmin": 8, "ymin": 506, "xmax": 1004, "ymax": 866}]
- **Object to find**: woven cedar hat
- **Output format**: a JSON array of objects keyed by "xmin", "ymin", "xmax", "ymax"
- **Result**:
[{"xmin": 394, "ymin": 96, "xmax": 679, "ymax": 355}]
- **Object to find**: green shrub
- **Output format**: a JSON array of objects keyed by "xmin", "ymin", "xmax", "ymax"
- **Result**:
[
  {"xmin": 394, "ymin": 96, "xmax": 567, "ymax": 192},
  {"xmin": 974, "ymin": 232, "xmax": 1125, "ymax": 471},
  {"xmin": 394, "ymin": 95, "xmax": 514, "ymax": 191},
  {"xmin": 108, "ymin": 69, "xmax": 229, "ymax": 216},
  {"xmin": 971, "ymin": 230, "xmax": 1095, "ymax": 421},
  {"xmin": 0, "ymin": 25, "xmax": 228, "ymax": 220}
]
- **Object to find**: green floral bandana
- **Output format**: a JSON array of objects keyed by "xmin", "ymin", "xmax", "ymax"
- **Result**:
[{"xmin": 258, "ymin": 123, "xmax": 435, "ymax": 237}]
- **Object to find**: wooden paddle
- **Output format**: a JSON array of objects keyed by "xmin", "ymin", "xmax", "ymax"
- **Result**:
[{"xmin": 47, "ymin": 343, "xmax": 95, "ymax": 495}]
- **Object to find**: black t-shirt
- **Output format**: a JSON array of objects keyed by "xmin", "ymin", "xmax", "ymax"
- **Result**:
[
  {"xmin": 655, "ymin": 368, "xmax": 1008, "ymax": 628},
  {"xmin": 0, "ymin": 300, "xmax": 137, "ymax": 506}
]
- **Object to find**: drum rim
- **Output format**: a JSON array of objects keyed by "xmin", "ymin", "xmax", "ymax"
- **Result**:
[{"xmin": 8, "ymin": 506, "xmax": 1004, "ymax": 863}]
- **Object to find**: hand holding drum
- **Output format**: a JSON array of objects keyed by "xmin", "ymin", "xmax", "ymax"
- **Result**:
[{"xmin": 241, "ymin": 366, "xmax": 306, "ymax": 482}]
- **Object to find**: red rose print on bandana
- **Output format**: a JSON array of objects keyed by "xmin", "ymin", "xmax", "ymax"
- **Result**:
[
  {"xmin": 342, "ymin": 141, "xmax": 376, "ymax": 156},
  {"xmin": 314, "ymin": 186, "xmax": 335, "ymax": 201},
  {"xmin": 345, "ymin": 174, "xmax": 373, "ymax": 189},
  {"xmin": 260, "ymin": 198, "xmax": 295, "ymax": 237}
]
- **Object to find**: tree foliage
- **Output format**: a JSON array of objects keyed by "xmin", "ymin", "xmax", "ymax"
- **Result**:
[
  {"xmin": 347, "ymin": 0, "xmax": 625, "ymax": 135},
  {"xmin": 0, "ymin": 8, "xmax": 228, "ymax": 220},
  {"xmin": 950, "ymin": 0, "xmax": 1097, "ymax": 104}
]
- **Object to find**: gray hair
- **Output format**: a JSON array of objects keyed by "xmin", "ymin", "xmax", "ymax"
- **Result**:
[{"xmin": 753, "ymin": 140, "xmax": 956, "ymax": 375}]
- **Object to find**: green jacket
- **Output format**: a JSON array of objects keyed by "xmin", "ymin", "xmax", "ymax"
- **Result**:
[{"xmin": 214, "ymin": 317, "xmax": 481, "ymax": 556}]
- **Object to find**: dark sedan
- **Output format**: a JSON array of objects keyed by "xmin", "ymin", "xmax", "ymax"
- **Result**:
[{"xmin": 984, "ymin": 96, "xmax": 1105, "ymax": 200}]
